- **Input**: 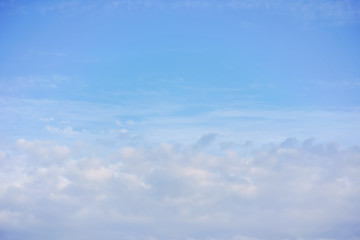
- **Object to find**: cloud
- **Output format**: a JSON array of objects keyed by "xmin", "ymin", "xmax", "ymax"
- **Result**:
[
  {"xmin": 2, "ymin": 96, "xmax": 360, "ymax": 150},
  {"xmin": 115, "ymin": 120, "xmax": 122, "ymax": 126},
  {"xmin": 104, "ymin": 0, "xmax": 360, "ymax": 24},
  {"xmin": 15, "ymin": 138, "xmax": 70, "ymax": 163},
  {"xmin": 0, "ymin": 151, "xmax": 6, "ymax": 161},
  {"xmin": 0, "ymin": 137, "xmax": 359, "ymax": 239},
  {"xmin": 45, "ymin": 125, "xmax": 79, "ymax": 135},
  {"xmin": 38, "ymin": 1, "xmax": 82, "ymax": 14},
  {"xmin": 193, "ymin": 133, "xmax": 218, "ymax": 150},
  {"xmin": 0, "ymin": 75, "xmax": 69, "ymax": 95},
  {"xmin": 40, "ymin": 117, "xmax": 55, "ymax": 122},
  {"xmin": 10, "ymin": 0, "xmax": 360, "ymax": 26}
]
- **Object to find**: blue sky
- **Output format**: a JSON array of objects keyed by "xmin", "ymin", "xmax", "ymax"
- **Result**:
[
  {"xmin": 1, "ymin": 0, "xmax": 360, "ymax": 240},
  {"xmin": 1, "ymin": 0, "xmax": 360, "ymax": 145}
]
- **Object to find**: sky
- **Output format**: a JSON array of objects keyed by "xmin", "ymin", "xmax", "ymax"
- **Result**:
[{"xmin": 0, "ymin": 0, "xmax": 360, "ymax": 239}]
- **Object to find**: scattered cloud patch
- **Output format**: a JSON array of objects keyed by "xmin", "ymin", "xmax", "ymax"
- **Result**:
[
  {"xmin": 40, "ymin": 117, "xmax": 55, "ymax": 122},
  {"xmin": 115, "ymin": 120, "xmax": 122, "ymax": 126},
  {"xmin": 45, "ymin": 125, "xmax": 79, "ymax": 136}
]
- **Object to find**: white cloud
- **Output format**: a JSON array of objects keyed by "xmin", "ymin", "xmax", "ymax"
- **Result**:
[
  {"xmin": 45, "ymin": 125, "xmax": 79, "ymax": 135},
  {"xmin": 126, "ymin": 119, "xmax": 136, "ymax": 125},
  {"xmin": 83, "ymin": 166, "xmax": 114, "ymax": 182},
  {"xmin": 0, "ymin": 150, "xmax": 6, "ymax": 161},
  {"xmin": 1, "ymin": 137, "xmax": 360, "ymax": 239},
  {"xmin": 102, "ymin": 0, "xmax": 360, "ymax": 24},
  {"xmin": 15, "ymin": 138, "xmax": 70, "ymax": 163},
  {"xmin": 115, "ymin": 120, "xmax": 122, "ymax": 126},
  {"xmin": 56, "ymin": 176, "xmax": 71, "ymax": 190},
  {"xmin": 2, "ymin": 96, "xmax": 359, "ymax": 146},
  {"xmin": 40, "ymin": 117, "xmax": 55, "ymax": 122}
]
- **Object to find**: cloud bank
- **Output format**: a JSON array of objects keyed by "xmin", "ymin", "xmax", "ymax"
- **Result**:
[{"xmin": 0, "ymin": 137, "xmax": 359, "ymax": 240}]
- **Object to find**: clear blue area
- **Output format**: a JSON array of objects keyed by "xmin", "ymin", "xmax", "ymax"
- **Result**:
[{"xmin": 0, "ymin": 0, "xmax": 360, "ymax": 144}]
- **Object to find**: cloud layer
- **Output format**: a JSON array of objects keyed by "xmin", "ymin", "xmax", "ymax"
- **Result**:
[{"xmin": 1, "ymin": 137, "xmax": 359, "ymax": 240}]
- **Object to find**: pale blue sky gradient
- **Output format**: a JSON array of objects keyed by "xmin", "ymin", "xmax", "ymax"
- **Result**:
[{"xmin": 1, "ymin": 0, "xmax": 360, "ymax": 145}]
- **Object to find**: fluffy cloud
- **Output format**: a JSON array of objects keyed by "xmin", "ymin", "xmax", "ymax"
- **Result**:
[{"xmin": 0, "ymin": 137, "xmax": 359, "ymax": 240}]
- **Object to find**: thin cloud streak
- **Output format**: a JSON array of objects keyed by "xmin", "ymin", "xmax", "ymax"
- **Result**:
[{"xmin": 1, "ymin": 97, "xmax": 359, "ymax": 145}]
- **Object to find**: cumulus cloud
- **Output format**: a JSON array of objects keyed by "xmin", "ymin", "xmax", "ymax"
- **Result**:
[{"xmin": 0, "ymin": 137, "xmax": 359, "ymax": 240}]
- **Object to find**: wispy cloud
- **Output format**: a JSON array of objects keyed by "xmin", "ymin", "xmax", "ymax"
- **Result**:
[
  {"xmin": 105, "ymin": 0, "xmax": 360, "ymax": 24},
  {"xmin": 1, "ymin": 97, "xmax": 359, "ymax": 145},
  {"xmin": 0, "ymin": 75, "xmax": 72, "ymax": 95},
  {"xmin": 45, "ymin": 125, "xmax": 80, "ymax": 136},
  {"xmin": 38, "ymin": 0, "xmax": 82, "ymax": 14},
  {"xmin": 10, "ymin": 0, "xmax": 360, "ymax": 25}
]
